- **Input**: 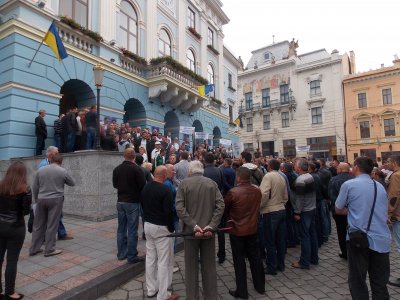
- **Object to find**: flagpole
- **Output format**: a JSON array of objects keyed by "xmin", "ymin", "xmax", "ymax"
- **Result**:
[{"xmin": 28, "ymin": 20, "xmax": 55, "ymax": 68}]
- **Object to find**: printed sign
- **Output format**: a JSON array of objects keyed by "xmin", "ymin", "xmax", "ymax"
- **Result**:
[
  {"xmin": 179, "ymin": 126, "xmax": 195, "ymax": 135},
  {"xmin": 219, "ymin": 138, "xmax": 232, "ymax": 146},
  {"xmin": 195, "ymin": 132, "xmax": 209, "ymax": 139},
  {"xmin": 295, "ymin": 145, "xmax": 310, "ymax": 153}
]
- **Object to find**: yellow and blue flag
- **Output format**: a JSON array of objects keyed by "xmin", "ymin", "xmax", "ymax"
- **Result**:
[
  {"xmin": 43, "ymin": 21, "xmax": 68, "ymax": 61},
  {"xmin": 234, "ymin": 114, "xmax": 243, "ymax": 128},
  {"xmin": 198, "ymin": 84, "xmax": 214, "ymax": 97}
]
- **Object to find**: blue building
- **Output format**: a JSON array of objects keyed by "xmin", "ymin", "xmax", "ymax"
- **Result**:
[{"xmin": 0, "ymin": 0, "xmax": 240, "ymax": 159}]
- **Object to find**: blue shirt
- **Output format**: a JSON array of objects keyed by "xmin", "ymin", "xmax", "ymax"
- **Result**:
[
  {"xmin": 164, "ymin": 178, "xmax": 178, "ymax": 223},
  {"xmin": 335, "ymin": 174, "xmax": 391, "ymax": 253},
  {"xmin": 38, "ymin": 159, "xmax": 49, "ymax": 169}
]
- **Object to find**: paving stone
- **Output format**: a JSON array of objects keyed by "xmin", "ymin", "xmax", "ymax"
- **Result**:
[{"xmin": 107, "ymin": 288, "xmax": 128, "ymax": 300}]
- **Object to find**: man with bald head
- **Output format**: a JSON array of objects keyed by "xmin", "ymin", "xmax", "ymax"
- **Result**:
[
  {"xmin": 328, "ymin": 162, "xmax": 353, "ymax": 259},
  {"xmin": 113, "ymin": 148, "xmax": 146, "ymax": 264},
  {"xmin": 141, "ymin": 166, "xmax": 178, "ymax": 300}
]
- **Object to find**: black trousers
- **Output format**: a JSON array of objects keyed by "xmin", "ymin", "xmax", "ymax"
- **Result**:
[
  {"xmin": 0, "ymin": 223, "xmax": 26, "ymax": 295},
  {"xmin": 333, "ymin": 214, "xmax": 347, "ymax": 257},
  {"xmin": 35, "ymin": 136, "xmax": 45, "ymax": 156},
  {"xmin": 347, "ymin": 243, "xmax": 390, "ymax": 300},
  {"xmin": 217, "ymin": 217, "xmax": 225, "ymax": 260},
  {"xmin": 229, "ymin": 234, "xmax": 265, "ymax": 298}
]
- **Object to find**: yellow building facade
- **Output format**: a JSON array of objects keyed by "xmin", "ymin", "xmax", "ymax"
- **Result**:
[{"xmin": 344, "ymin": 60, "xmax": 400, "ymax": 165}]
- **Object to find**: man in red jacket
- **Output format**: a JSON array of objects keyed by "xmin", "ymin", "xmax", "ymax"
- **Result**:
[{"xmin": 224, "ymin": 167, "xmax": 265, "ymax": 299}]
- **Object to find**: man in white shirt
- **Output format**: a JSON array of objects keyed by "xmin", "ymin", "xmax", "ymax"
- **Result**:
[{"xmin": 151, "ymin": 141, "xmax": 162, "ymax": 162}]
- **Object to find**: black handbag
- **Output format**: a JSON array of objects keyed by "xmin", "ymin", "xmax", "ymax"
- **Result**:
[{"xmin": 348, "ymin": 180, "xmax": 377, "ymax": 250}]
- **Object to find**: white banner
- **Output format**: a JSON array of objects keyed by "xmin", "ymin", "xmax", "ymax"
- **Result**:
[
  {"xmin": 296, "ymin": 145, "xmax": 310, "ymax": 153},
  {"xmin": 219, "ymin": 138, "xmax": 232, "ymax": 146},
  {"xmin": 179, "ymin": 126, "xmax": 195, "ymax": 135},
  {"xmin": 233, "ymin": 142, "xmax": 241, "ymax": 151},
  {"xmin": 195, "ymin": 132, "xmax": 209, "ymax": 139}
]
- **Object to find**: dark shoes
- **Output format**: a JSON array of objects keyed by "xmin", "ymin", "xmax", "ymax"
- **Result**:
[
  {"xmin": 292, "ymin": 261, "xmax": 310, "ymax": 270},
  {"xmin": 228, "ymin": 290, "xmax": 248, "ymax": 299},
  {"xmin": 58, "ymin": 235, "xmax": 74, "ymax": 240},
  {"xmin": 338, "ymin": 253, "xmax": 347, "ymax": 260},
  {"xmin": 29, "ymin": 249, "xmax": 43, "ymax": 256},
  {"xmin": 264, "ymin": 268, "xmax": 277, "ymax": 275},
  {"xmin": 218, "ymin": 257, "xmax": 225, "ymax": 264},
  {"xmin": 4, "ymin": 294, "xmax": 24, "ymax": 300},
  {"xmin": 389, "ymin": 278, "xmax": 400, "ymax": 287},
  {"xmin": 127, "ymin": 256, "xmax": 145, "ymax": 264}
]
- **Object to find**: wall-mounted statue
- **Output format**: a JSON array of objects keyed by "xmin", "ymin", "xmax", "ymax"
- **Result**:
[{"xmin": 288, "ymin": 38, "xmax": 299, "ymax": 57}]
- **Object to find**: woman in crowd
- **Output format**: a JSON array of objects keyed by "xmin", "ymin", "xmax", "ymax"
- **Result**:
[{"xmin": 0, "ymin": 162, "xmax": 32, "ymax": 300}]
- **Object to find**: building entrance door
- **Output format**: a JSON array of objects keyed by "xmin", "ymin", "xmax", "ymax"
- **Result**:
[{"xmin": 261, "ymin": 141, "xmax": 274, "ymax": 157}]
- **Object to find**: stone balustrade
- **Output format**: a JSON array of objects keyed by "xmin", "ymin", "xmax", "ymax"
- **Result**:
[
  {"xmin": 119, "ymin": 55, "xmax": 146, "ymax": 77},
  {"xmin": 58, "ymin": 23, "xmax": 95, "ymax": 54}
]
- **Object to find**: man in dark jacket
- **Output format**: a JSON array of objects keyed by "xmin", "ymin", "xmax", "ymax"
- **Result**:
[
  {"xmin": 317, "ymin": 159, "xmax": 332, "ymax": 242},
  {"xmin": 328, "ymin": 162, "xmax": 353, "ymax": 259},
  {"xmin": 203, "ymin": 153, "xmax": 226, "ymax": 263},
  {"xmin": 224, "ymin": 167, "xmax": 265, "ymax": 298},
  {"xmin": 35, "ymin": 109, "xmax": 47, "ymax": 155},
  {"xmin": 308, "ymin": 162, "xmax": 325, "ymax": 247},
  {"xmin": 112, "ymin": 148, "xmax": 146, "ymax": 264}
]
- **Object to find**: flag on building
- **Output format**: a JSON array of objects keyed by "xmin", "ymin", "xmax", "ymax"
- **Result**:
[
  {"xmin": 198, "ymin": 84, "xmax": 214, "ymax": 96},
  {"xmin": 43, "ymin": 21, "xmax": 68, "ymax": 61},
  {"xmin": 234, "ymin": 114, "xmax": 243, "ymax": 128}
]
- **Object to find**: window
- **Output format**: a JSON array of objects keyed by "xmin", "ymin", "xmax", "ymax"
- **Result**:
[
  {"xmin": 282, "ymin": 112, "xmax": 289, "ymax": 128},
  {"xmin": 229, "ymin": 105, "xmax": 233, "ymax": 123},
  {"xmin": 187, "ymin": 7, "xmax": 195, "ymax": 28},
  {"xmin": 228, "ymin": 73, "xmax": 233, "ymax": 88},
  {"xmin": 263, "ymin": 114, "xmax": 270, "ymax": 130},
  {"xmin": 360, "ymin": 149, "xmax": 376, "ymax": 160},
  {"xmin": 384, "ymin": 118, "xmax": 395, "ymax": 136},
  {"xmin": 359, "ymin": 121, "xmax": 370, "ymax": 138},
  {"xmin": 186, "ymin": 49, "xmax": 196, "ymax": 72},
  {"xmin": 383, "ymin": 88, "xmax": 392, "ymax": 105},
  {"xmin": 358, "ymin": 93, "xmax": 367, "ymax": 108},
  {"xmin": 262, "ymin": 88, "xmax": 270, "ymax": 107},
  {"xmin": 264, "ymin": 52, "xmax": 270, "ymax": 60},
  {"xmin": 283, "ymin": 139, "xmax": 296, "ymax": 158},
  {"xmin": 245, "ymin": 92, "xmax": 253, "ymax": 110},
  {"xmin": 310, "ymin": 80, "xmax": 321, "ymax": 96},
  {"xmin": 120, "ymin": 0, "xmax": 138, "ymax": 53},
  {"xmin": 311, "ymin": 107, "xmax": 322, "ymax": 124},
  {"xmin": 246, "ymin": 117, "xmax": 253, "ymax": 132},
  {"xmin": 59, "ymin": 0, "xmax": 88, "ymax": 27},
  {"xmin": 243, "ymin": 143, "xmax": 254, "ymax": 152},
  {"xmin": 207, "ymin": 28, "xmax": 214, "ymax": 46},
  {"xmin": 207, "ymin": 64, "xmax": 214, "ymax": 84},
  {"xmin": 280, "ymin": 84, "xmax": 289, "ymax": 104},
  {"xmin": 158, "ymin": 29, "xmax": 171, "ymax": 57}
]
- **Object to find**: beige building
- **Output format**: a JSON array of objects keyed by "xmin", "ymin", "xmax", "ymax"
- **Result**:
[
  {"xmin": 237, "ymin": 40, "xmax": 354, "ymax": 160},
  {"xmin": 343, "ymin": 60, "xmax": 400, "ymax": 164}
]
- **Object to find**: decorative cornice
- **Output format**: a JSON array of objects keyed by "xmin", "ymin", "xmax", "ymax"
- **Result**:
[
  {"xmin": 344, "ymin": 70, "xmax": 400, "ymax": 84},
  {"xmin": 100, "ymin": 106, "xmax": 125, "ymax": 115},
  {"xmin": 200, "ymin": 106, "xmax": 229, "ymax": 120},
  {"xmin": 0, "ymin": 82, "xmax": 62, "ymax": 98}
]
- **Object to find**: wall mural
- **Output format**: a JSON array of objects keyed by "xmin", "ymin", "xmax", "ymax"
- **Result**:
[{"xmin": 242, "ymin": 74, "xmax": 291, "ymax": 94}]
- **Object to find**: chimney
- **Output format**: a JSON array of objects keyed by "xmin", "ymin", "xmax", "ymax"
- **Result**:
[
  {"xmin": 393, "ymin": 55, "xmax": 400, "ymax": 67},
  {"xmin": 349, "ymin": 51, "xmax": 356, "ymax": 74},
  {"xmin": 381, "ymin": 63, "xmax": 384, "ymax": 68}
]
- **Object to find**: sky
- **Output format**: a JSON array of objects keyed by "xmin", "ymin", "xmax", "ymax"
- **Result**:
[{"xmin": 222, "ymin": 0, "xmax": 399, "ymax": 73}]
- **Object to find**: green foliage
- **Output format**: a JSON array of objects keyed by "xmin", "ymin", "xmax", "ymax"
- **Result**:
[
  {"xmin": 59, "ymin": 16, "xmax": 104, "ymax": 42},
  {"xmin": 120, "ymin": 48, "xmax": 147, "ymax": 65}
]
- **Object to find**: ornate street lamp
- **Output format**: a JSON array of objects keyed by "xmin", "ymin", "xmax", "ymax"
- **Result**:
[{"xmin": 93, "ymin": 63, "xmax": 105, "ymax": 150}]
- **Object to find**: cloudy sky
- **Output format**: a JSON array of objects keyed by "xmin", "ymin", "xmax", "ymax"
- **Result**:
[{"xmin": 222, "ymin": 0, "xmax": 399, "ymax": 73}]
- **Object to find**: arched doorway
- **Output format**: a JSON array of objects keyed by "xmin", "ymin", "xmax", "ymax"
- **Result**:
[
  {"xmin": 164, "ymin": 111, "xmax": 180, "ymax": 139},
  {"xmin": 60, "ymin": 80, "xmax": 96, "ymax": 115},
  {"xmin": 213, "ymin": 126, "xmax": 221, "ymax": 148},
  {"xmin": 193, "ymin": 120, "xmax": 204, "ymax": 148},
  {"xmin": 123, "ymin": 98, "xmax": 146, "ymax": 127}
]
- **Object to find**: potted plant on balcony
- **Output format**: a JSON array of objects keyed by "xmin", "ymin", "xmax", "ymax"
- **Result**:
[
  {"xmin": 59, "ymin": 16, "xmax": 104, "ymax": 42},
  {"xmin": 188, "ymin": 27, "xmax": 202, "ymax": 40},
  {"xmin": 207, "ymin": 45, "xmax": 220, "ymax": 56},
  {"xmin": 120, "ymin": 48, "xmax": 147, "ymax": 65},
  {"xmin": 150, "ymin": 56, "xmax": 208, "ymax": 85}
]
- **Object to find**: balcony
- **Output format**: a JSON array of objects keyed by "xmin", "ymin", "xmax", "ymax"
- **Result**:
[
  {"xmin": 119, "ymin": 55, "xmax": 146, "ymax": 77},
  {"xmin": 58, "ymin": 21, "xmax": 98, "ymax": 54},
  {"xmin": 239, "ymin": 96, "xmax": 297, "ymax": 115}
]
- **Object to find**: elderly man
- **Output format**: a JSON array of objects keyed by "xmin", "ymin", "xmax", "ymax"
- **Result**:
[
  {"xmin": 37, "ymin": 146, "xmax": 73, "ymax": 240},
  {"xmin": 176, "ymin": 161, "xmax": 225, "ymax": 300},
  {"xmin": 30, "ymin": 153, "xmax": 75, "ymax": 257},
  {"xmin": 112, "ymin": 148, "xmax": 146, "ymax": 264},
  {"xmin": 141, "ymin": 166, "xmax": 178, "ymax": 300},
  {"xmin": 225, "ymin": 167, "xmax": 265, "ymax": 298},
  {"xmin": 328, "ymin": 162, "xmax": 353, "ymax": 259}
]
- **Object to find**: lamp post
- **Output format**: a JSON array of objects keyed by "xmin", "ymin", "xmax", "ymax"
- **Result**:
[{"xmin": 93, "ymin": 63, "xmax": 105, "ymax": 150}]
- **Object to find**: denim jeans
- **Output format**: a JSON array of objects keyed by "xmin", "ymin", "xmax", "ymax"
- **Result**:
[
  {"xmin": 319, "ymin": 200, "xmax": 331, "ymax": 240},
  {"xmin": 86, "ymin": 127, "xmax": 96, "ymax": 150},
  {"xmin": 54, "ymin": 135, "xmax": 61, "ymax": 149},
  {"xmin": 393, "ymin": 222, "xmax": 400, "ymax": 253},
  {"xmin": 286, "ymin": 203, "xmax": 299, "ymax": 247},
  {"xmin": 257, "ymin": 214, "xmax": 266, "ymax": 259},
  {"xmin": 299, "ymin": 209, "xmax": 319, "ymax": 268},
  {"xmin": 57, "ymin": 213, "xmax": 67, "ymax": 238},
  {"xmin": 66, "ymin": 132, "xmax": 76, "ymax": 153},
  {"xmin": 264, "ymin": 210, "xmax": 286, "ymax": 273},
  {"xmin": 117, "ymin": 202, "xmax": 140, "ymax": 262}
]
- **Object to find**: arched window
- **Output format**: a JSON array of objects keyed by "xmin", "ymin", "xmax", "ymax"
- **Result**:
[
  {"xmin": 158, "ymin": 29, "xmax": 171, "ymax": 57},
  {"xmin": 186, "ymin": 49, "xmax": 196, "ymax": 72},
  {"xmin": 120, "ymin": 0, "xmax": 138, "ymax": 53},
  {"xmin": 207, "ymin": 64, "xmax": 215, "ymax": 84},
  {"xmin": 59, "ymin": 0, "xmax": 88, "ymax": 27}
]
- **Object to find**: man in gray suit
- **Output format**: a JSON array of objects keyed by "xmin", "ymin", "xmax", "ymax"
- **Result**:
[{"xmin": 176, "ymin": 160, "xmax": 225, "ymax": 300}]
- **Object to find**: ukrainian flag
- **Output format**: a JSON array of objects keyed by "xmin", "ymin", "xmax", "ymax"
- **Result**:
[
  {"xmin": 43, "ymin": 21, "xmax": 68, "ymax": 61},
  {"xmin": 198, "ymin": 84, "xmax": 214, "ymax": 97}
]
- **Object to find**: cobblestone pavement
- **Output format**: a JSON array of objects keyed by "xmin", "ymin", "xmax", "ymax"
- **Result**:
[{"xmin": 102, "ymin": 224, "xmax": 400, "ymax": 300}]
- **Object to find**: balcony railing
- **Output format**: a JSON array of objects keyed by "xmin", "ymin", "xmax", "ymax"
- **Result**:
[
  {"xmin": 147, "ymin": 62, "xmax": 205, "ymax": 88},
  {"xmin": 58, "ymin": 22, "xmax": 96, "ymax": 54},
  {"xmin": 119, "ymin": 55, "xmax": 146, "ymax": 77}
]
